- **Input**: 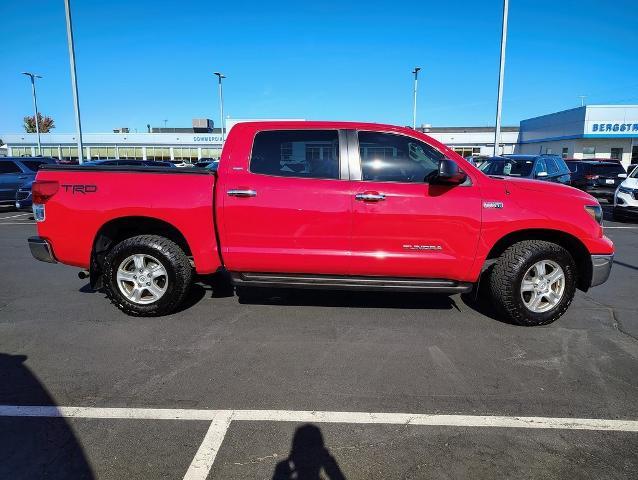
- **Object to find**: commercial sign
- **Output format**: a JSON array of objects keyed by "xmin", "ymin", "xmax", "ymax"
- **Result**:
[
  {"xmin": 192, "ymin": 135, "xmax": 223, "ymax": 143},
  {"xmin": 586, "ymin": 122, "xmax": 638, "ymax": 135}
]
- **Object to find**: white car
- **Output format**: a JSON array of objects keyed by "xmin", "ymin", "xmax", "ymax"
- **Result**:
[{"xmin": 613, "ymin": 166, "xmax": 638, "ymax": 221}]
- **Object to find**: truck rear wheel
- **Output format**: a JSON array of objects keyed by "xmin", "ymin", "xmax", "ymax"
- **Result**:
[
  {"xmin": 103, "ymin": 235, "xmax": 192, "ymax": 316},
  {"xmin": 488, "ymin": 240, "xmax": 576, "ymax": 326}
]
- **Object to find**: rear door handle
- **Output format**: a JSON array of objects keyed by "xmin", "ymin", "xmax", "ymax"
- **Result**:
[
  {"xmin": 355, "ymin": 192, "xmax": 386, "ymax": 202},
  {"xmin": 227, "ymin": 189, "xmax": 257, "ymax": 197}
]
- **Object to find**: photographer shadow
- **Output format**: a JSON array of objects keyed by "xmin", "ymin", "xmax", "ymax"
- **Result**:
[
  {"xmin": 0, "ymin": 353, "xmax": 94, "ymax": 479},
  {"xmin": 273, "ymin": 424, "xmax": 346, "ymax": 480}
]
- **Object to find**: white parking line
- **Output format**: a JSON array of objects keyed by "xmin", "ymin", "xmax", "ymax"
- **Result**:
[
  {"xmin": 183, "ymin": 411, "xmax": 234, "ymax": 480},
  {"xmin": 1, "ymin": 405, "xmax": 637, "ymax": 480},
  {"xmin": 0, "ymin": 213, "xmax": 30, "ymax": 219},
  {"xmin": 605, "ymin": 226, "xmax": 638, "ymax": 229}
]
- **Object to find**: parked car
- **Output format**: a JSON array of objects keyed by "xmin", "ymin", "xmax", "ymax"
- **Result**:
[
  {"xmin": 168, "ymin": 160, "xmax": 193, "ymax": 168},
  {"xmin": 465, "ymin": 156, "xmax": 490, "ymax": 167},
  {"xmin": 613, "ymin": 164, "xmax": 638, "ymax": 221},
  {"xmin": 81, "ymin": 159, "xmax": 176, "ymax": 168},
  {"xmin": 0, "ymin": 157, "xmax": 57, "ymax": 209},
  {"xmin": 27, "ymin": 121, "xmax": 613, "ymax": 326},
  {"xmin": 478, "ymin": 154, "xmax": 571, "ymax": 184},
  {"xmin": 566, "ymin": 160, "xmax": 627, "ymax": 202},
  {"xmin": 194, "ymin": 158, "xmax": 218, "ymax": 168}
]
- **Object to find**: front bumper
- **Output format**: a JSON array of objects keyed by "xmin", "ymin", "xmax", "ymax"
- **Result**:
[
  {"xmin": 590, "ymin": 254, "xmax": 613, "ymax": 287},
  {"xmin": 28, "ymin": 236, "xmax": 57, "ymax": 263},
  {"xmin": 613, "ymin": 205, "xmax": 638, "ymax": 219}
]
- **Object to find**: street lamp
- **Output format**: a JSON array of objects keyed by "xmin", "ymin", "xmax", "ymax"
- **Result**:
[
  {"xmin": 213, "ymin": 72, "xmax": 226, "ymax": 142},
  {"xmin": 493, "ymin": 0, "xmax": 509, "ymax": 156},
  {"xmin": 412, "ymin": 67, "xmax": 421, "ymax": 130},
  {"xmin": 21, "ymin": 72, "xmax": 42, "ymax": 155},
  {"xmin": 63, "ymin": 0, "xmax": 84, "ymax": 163}
]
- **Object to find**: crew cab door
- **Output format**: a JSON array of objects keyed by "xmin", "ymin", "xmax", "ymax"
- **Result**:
[
  {"xmin": 218, "ymin": 129, "xmax": 352, "ymax": 274},
  {"xmin": 347, "ymin": 130, "xmax": 481, "ymax": 280}
]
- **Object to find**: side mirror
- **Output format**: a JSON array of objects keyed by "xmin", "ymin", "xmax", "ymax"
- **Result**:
[
  {"xmin": 618, "ymin": 173, "xmax": 627, "ymax": 178},
  {"xmin": 536, "ymin": 171, "xmax": 548, "ymax": 178},
  {"xmin": 431, "ymin": 158, "xmax": 467, "ymax": 185}
]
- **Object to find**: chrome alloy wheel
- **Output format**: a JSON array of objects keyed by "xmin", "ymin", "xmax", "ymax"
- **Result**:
[
  {"xmin": 116, "ymin": 254, "xmax": 168, "ymax": 304},
  {"xmin": 520, "ymin": 260, "xmax": 565, "ymax": 313}
]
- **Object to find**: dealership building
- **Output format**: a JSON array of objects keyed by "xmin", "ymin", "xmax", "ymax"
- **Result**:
[{"xmin": 2, "ymin": 105, "xmax": 637, "ymax": 167}]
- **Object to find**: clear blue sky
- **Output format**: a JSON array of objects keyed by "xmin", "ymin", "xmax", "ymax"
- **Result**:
[{"xmin": 1, "ymin": 0, "xmax": 637, "ymax": 133}]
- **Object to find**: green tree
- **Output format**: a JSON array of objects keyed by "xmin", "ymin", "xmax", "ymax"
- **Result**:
[{"xmin": 23, "ymin": 113, "xmax": 55, "ymax": 133}]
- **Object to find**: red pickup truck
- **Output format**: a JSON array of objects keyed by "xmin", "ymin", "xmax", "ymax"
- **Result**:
[{"xmin": 28, "ymin": 121, "xmax": 614, "ymax": 326}]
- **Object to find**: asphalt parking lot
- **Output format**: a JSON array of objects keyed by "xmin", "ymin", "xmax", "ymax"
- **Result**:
[{"xmin": 1, "ymin": 206, "xmax": 637, "ymax": 479}]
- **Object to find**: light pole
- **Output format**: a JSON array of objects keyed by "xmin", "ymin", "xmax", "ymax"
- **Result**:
[
  {"xmin": 412, "ymin": 67, "xmax": 421, "ymax": 130},
  {"xmin": 493, "ymin": 0, "xmax": 509, "ymax": 156},
  {"xmin": 578, "ymin": 95, "xmax": 587, "ymax": 107},
  {"xmin": 63, "ymin": 0, "xmax": 84, "ymax": 163},
  {"xmin": 21, "ymin": 72, "xmax": 42, "ymax": 155},
  {"xmin": 214, "ymin": 72, "xmax": 226, "ymax": 141}
]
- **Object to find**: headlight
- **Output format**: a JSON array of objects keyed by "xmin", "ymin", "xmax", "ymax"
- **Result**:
[
  {"xmin": 584, "ymin": 204, "xmax": 603, "ymax": 224},
  {"xmin": 618, "ymin": 186, "xmax": 633, "ymax": 195}
]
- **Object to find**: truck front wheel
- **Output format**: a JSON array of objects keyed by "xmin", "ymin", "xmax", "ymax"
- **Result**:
[
  {"xmin": 103, "ymin": 235, "xmax": 193, "ymax": 316},
  {"xmin": 488, "ymin": 240, "xmax": 576, "ymax": 326}
]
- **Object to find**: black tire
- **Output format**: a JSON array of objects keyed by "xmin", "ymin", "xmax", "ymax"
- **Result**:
[
  {"xmin": 103, "ymin": 235, "xmax": 192, "ymax": 316},
  {"xmin": 612, "ymin": 208, "xmax": 624, "ymax": 222},
  {"xmin": 488, "ymin": 240, "xmax": 576, "ymax": 326}
]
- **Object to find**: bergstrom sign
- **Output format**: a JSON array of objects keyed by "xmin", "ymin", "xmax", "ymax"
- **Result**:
[{"xmin": 588, "ymin": 123, "xmax": 638, "ymax": 133}]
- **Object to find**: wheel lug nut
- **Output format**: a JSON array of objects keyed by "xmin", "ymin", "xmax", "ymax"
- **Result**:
[{"xmin": 146, "ymin": 282, "xmax": 150, "ymax": 286}]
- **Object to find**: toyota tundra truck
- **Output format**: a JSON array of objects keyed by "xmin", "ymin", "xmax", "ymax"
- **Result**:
[{"xmin": 27, "ymin": 121, "xmax": 614, "ymax": 326}]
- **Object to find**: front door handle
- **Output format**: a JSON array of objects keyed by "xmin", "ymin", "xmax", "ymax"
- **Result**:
[
  {"xmin": 227, "ymin": 189, "xmax": 257, "ymax": 197},
  {"xmin": 355, "ymin": 192, "xmax": 386, "ymax": 202}
]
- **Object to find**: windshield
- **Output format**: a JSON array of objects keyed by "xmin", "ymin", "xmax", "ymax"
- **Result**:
[
  {"xmin": 630, "ymin": 165, "xmax": 638, "ymax": 179},
  {"xmin": 479, "ymin": 158, "xmax": 534, "ymax": 177}
]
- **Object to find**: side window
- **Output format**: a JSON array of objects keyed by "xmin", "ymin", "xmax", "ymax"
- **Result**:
[
  {"xmin": 358, "ymin": 131, "xmax": 444, "ymax": 183},
  {"xmin": 250, "ymin": 130, "xmax": 340, "ymax": 180},
  {"xmin": 546, "ymin": 158, "xmax": 559, "ymax": 175},
  {"xmin": 533, "ymin": 159, "xmax": 547, "ymax": 176},
  {"xmin": 0, "ymin": 161, "xmax": 22, "ymax": 173}
]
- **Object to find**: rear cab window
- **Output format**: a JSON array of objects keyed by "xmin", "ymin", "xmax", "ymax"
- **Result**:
[{"xmin": 250, "ymin": 130, "xmax": 340, "ymax": 180}]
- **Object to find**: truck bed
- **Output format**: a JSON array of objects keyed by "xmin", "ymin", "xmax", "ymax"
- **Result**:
[{"xmin": 35, "ymin": 164, "xmax": 221, "ymax": 274}]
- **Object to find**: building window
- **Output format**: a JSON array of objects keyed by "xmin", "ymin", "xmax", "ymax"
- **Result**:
[
  {"xmin": 562, "ymin": 147, "xmax": 569, "ymax": 159},
  {"xmin": 12, "ymin": 147, "xmax": 33, "ymax": 157},
  {"xmin": 452, "ymin": 147, "xmax": 479, "ymax": 158},
  {"xmin": 582, "ymin": 147, "xmax": 596, "ymax": 159},
  {"xmin": 173, "ymin": 147, "xmax": 198, "ymax": 162},
  {"xmin": 610, "ymin": 148, "xmax": 623, "ymax": 160},
  {"xmin": 90, "ymin": 146, "xmax": 116, "ymax": 159},
  {"xmin": 632, "ymin": 145, "xmax": 638, "ymax": 163},
  {"xmin": 201, "ymin": 148, "xmax": 220, "ymax": 159},
  {"xmin": 146, "ymin": 147, "xmax": 170, "ymax": 161},
  {"xmin": 118, "ymin": 147, "xmax": 143, "ymax": 159}
]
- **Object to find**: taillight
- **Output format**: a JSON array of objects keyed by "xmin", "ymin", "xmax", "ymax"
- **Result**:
[
  {"xmin": 584, "ymin": 174, "xmax": 599, "ymax": 180},
  {"xmin": 32, "ymin": 180, "xmax": 59, "ymax": 204}
]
